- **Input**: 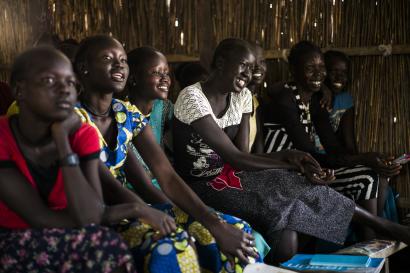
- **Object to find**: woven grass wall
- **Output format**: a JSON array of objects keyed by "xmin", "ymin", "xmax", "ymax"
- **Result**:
[{"xmin": 0, "ymin": 0, "xmax": 409, "ymax": 214}]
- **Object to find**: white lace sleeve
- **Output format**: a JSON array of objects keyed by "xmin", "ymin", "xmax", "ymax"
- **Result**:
[
  {"xmin": 174, "ymin": 83, "xmax": 212, "ymax": 124},
  {"xmin": 242, "ymin": 88, "xmax": 253, "ymax": 114}
]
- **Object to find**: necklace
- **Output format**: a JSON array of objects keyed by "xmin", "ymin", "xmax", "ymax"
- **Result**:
[
  {"xmin": 82, "ymin": 102, "xmax": 111, "ymax": 117},
  {"xmin": 288, "ymin": 83, "xmax": 315, "ymax": 142}
]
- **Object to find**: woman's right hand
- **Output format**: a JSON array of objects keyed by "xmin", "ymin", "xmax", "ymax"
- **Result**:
[
  {"xmin": 304, "ymin": 163, "xmax": 335, "ymax": 185},
  {"xmin": 209, "ymin": 220, "xmax": 259, "ymax": 264},
  {"xmin": 361, "ymin": 152, "xmax": 402, "ymax": 177},
  {"xmin": 51, "ymin": 111, "xmax": 82, "ymax": 139},
  {"xmin": 139, "ymin": 206, "xmax": 177, "ymax": 238}
]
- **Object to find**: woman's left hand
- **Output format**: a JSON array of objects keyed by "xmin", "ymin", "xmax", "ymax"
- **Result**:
[{"xmin": 209, "ymin": 221, "xmax": 259, "ymax": 264}]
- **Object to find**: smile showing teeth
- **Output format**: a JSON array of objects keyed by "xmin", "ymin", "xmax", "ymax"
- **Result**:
[
  {"xmin": 57, "ymin": 101, "xmax": 71, "ymax": 109},
  {"xmin": 253, "ymin": 73, "xmax": 262, "ymax": 77},
  {"xmin": 333, "ymin": 83, "xmax": 343, "ymax": 88},
  {"xmin": 111, "ymin": 73, "xmax": 124, "ymax": 81},
  {"xmin": 158, "ymin": 85, "xmax": 168, "ymax": 91},
  {"xmin": 311, "ymin": 81, "xmax": 321, "ymax": 87},
  {"xmin": 236, "ymin": 79, "xmax": 245, "ymax": 87}
]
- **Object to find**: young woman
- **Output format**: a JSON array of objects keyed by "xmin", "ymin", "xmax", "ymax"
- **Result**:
[
  {"xmin": 262, "ymin": 41, "xmax": 402, "ymax": 239},
  {"xmin": 313, "ymin": 50, "xmax": 357, "ymax": 154},
  {"xmin": 73, "ymin": 35, "xmax": 261, "ymax": 272},
  {"xmin": 0, "ymin": 47, "xmax": 135, "ymax": 273},
  {"xmin": 172, "ymin": 38, "xmax": 410, "ymax": 263},
  {"xmin": 323, "ymin": 50, "xmax": 395, "ymax": 219},
  {"xmin": 246, "ymin": 43, "xmax": 266, "ymax": 153},
  {"xmin": 125, "ymin": 47, "xmax": 174, "ymax": 189}
]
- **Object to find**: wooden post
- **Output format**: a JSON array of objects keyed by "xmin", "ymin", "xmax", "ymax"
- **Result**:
[
  {"xmin": 28, "ymin": 0, "xmax": 51, "ymax": 46},
  {"xmin": 198, "ymin": 0, "xmax": 215, "ymax": 71}
]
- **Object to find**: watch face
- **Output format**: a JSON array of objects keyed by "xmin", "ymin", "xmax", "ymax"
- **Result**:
[{"xmin": 60, "ymin": 153, "xmax": 79, "ymax": 166}]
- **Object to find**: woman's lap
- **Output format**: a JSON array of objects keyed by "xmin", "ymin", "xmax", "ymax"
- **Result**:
[
  {"xmin": 0, "ymin": 224, "xmax": 135, "ymax": 273},
  {"xmin": 189, "ymin": 169, "xmax": 355, "ymax": 251}
]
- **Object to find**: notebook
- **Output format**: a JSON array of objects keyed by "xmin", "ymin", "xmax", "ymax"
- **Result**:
[
  {"xmin": 309, "ymin": 254, "xmax": 371, "ymax": 267},
  {"xmin": 280, "ymin": 254, "xmax": 385, "ymax": 273}
]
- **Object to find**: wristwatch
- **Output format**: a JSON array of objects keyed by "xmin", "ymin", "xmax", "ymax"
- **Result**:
[{"xmin": 59, "ymin": 153, "xmax": 80, "ymax": 167}]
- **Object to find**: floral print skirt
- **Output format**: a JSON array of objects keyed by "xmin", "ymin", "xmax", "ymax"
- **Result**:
[
  {"xmin": 0, "ymin": 224, "xmax": 135, "ymax": 273},
  {"xmin": 116, "ymin": 204, "xmax": 262, "ymax": 273}
]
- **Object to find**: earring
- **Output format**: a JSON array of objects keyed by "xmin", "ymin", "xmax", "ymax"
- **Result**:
[
  {"xmin": 84, "ymin": 70, "xmax": 89, "ymax": 75},
  {"xmin": 132, "ymin": 81, "xmax": 137, "ymax": 87}
]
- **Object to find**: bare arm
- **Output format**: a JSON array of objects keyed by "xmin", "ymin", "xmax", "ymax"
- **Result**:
[
  {"xmin": 339, "ymin": 107, "xmax": 358, "ymax": 154},
  {"xmin": 251, "ymin": 106, "xmax": 264, "ymax": 153},
  {"xmin": 98, "ymin": 160, "xmax": 177, "ymax": 235},
  {"xmin": 191, "ymin": 115, "xmax": 296, "ymax": 171},
  {"xmin": 133, "ymin": 126, "xmax": 214, "ymax": 223},
  {"xmin": 52, "ymin": 121, "xmax": 104, "ymax": 226},
  {"xmin": 0, "ymin": 167, "xmax": 77, "ymax": 228},
  {"xmin": 124, "ymin": 146, "xmax": 171, "ymax": 204},
  {"xmin": 190, "ymin": 114, "xmax": 328, "ymax": 183},
  {"xmin": 234, "ymin": 113, "xmax": 250, "ymax": 152}
]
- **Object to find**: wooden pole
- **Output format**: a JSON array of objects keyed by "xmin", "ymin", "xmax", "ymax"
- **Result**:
[{"xmin": 198, "ymin": 0, "xmax": 215, "ymax": 71}]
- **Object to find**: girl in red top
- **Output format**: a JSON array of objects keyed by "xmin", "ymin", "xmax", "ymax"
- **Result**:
[{"xmin": 0, "ymin": 47, "xmax": 135, "ymax": 273}]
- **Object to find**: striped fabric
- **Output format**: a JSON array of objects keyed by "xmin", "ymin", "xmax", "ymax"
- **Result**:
[
  {"xmin": 263, "ymin": 122, "xmax": 293, "ymax": 152},
  {"xmin": 331, "ymin": 165, "xmax": 379, "ymax": 201},
  {"xmin": 263, "ymin": 123, "xmax": 378, "ymax": 201}
]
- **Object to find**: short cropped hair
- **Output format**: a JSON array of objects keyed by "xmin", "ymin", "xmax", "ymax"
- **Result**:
[
  {"xmin": 288, "ymin": 41, "xmax": 322, "ymax": 67},
  {"xmin": 210, "ymin": 38, "xmax": 253, "ymax": 70}
]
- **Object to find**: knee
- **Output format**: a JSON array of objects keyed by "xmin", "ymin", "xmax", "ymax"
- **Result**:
[
  {"xmin": 277, "ymin": 230, "xmax": 298, "ymax": 260},
  {"xmin": 265, "ymin": 229, "xmax": 298, "ymax": 264}
]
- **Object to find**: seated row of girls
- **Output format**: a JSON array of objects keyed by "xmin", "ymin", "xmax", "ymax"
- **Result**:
[
  {"xmin": 3, "ymin": 45, "xmax": 200, "ymax": 272},
  {"xmin": 1, "ymin": 37, "xmax": 408, "ymax": 272},
  {"xmin": 72, "ymin": 35, "xmax": 264, "ymax": 273},
  {"xmin": 1, "ymin": 40, "xmax": 261, "ymax": 272},
  {"xmin": 170, "ymin": 37, "xmax": 410, "ymax": 263},
  {"xmin": 261, "ymin": 41, "xmax": 401, "ymax": 240},
  {"xmin": 124, "ymin": 39, "xmax": 409, "ymax": 262},
  {"xmin": 121, "ymin": 47, "xmax": 270, "ymax": 259}
]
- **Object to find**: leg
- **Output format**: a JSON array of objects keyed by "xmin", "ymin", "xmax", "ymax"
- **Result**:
[
  {"xmin": 377, "ymin": 177, "xmax": 390, "ymax": 217},
  {"xmin": 357, "ymin": 198, "xmax": 377, "ymax": 240},
  {"xmin": 352, "ymin": 206, "xmax": 410, "ymax": 244},
  {"xmin": 264, "ymin": 229, "xmax": 298, "ymax": 265}
]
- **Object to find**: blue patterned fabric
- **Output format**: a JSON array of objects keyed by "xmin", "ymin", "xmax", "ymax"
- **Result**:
[
  {"xmin": 130, "ymin": 99, "xmax": 173, "ymax": 189},
  {"xmin": 314, "ymin": 91, "xmax": 354, "ymax": 154},
  {"xmin": 329, "ymin": 91, "xmax": 354, "ymax": 132},
  {"xmin": 75, "ymin": 99, "xmax": 148, "ymax": 181}
]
